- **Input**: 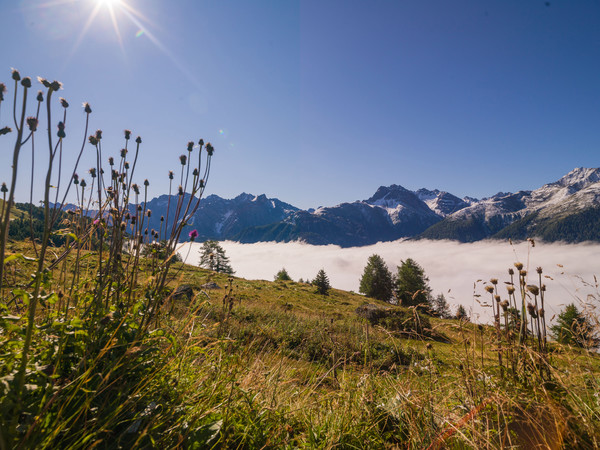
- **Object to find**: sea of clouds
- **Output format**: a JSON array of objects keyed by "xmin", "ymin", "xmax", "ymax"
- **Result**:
[{"xmin": 179, "ymin": 239, "xmax": 600, "ymax": 324}]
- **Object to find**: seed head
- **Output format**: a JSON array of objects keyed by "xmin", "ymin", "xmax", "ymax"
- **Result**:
[
  {"xmin": 88, "ymin": 135, "xmax": 98, "ymax": 146},
  {"xmin": 95, "ymin": 129, "xmax": 102, "ymax": 140},
  {"xmin": 1, "ymin": 183, "xmax": 7, "ymax": 193},
  {"xmin": 137, "ymin": 204, "xmax": 142, "ymax": 211},
  {"xmin": 485, "ymin": 285, "xmax": 494, "ymax": 294},
  {"xmin": 494, "ymin": 295, "xmax": 501, "ymax": 302},
  {"xmin": 36, "ymin": 91, "xmax": 44, "ymax": 102},
  {"xmin": 500, "ymin": 300, "xmax": 509, "ymax": 311},
  {"xmin": 89, "ymin": 168, "xmax": 97, "ymax": 178},
  {"xmin": 73, "ymin": 173, "xmax": 79, "ymax": 184},
  {"xmin": 135, "ymin": 136, "xmax": 142, "ymax": 144},
  {"xmin": 124, "ymin": 129, "xmax": 131, "ymax": 140},
  {"xmin": 37, "ymin": 76, "xmax": 50, "ymax": 88},
  {"xmin": 193, "ymin": 168, "xmax": 199, "ymax": 177},
  {"xmin": 124, "ymin": 161, "xmax": 130, "ymax": 170},
  {"xmin": 187, "ymin": 141, "xmax": 194, "ymax": 151},
  {"xmin": 59, "ymin": 97, "xmax": 69, "ymax": 108},
  {"xmin": 198, "ymin": 138, "xmax": 204, "ymax": 147},
  {"xmin": 21, "ymin": 77, "xmax": 32, "ymax": 88},
  {"xmin": 111, "ymin": 169, "xmax": 118, "ymax": 180},
  {"xmin": 514, "ymin": 262, "xmax": 524, "ymax": 271},
  {"xmin": 143, "ymin": 179, "xmax": 149, "ymax": 187},
  {"xmin": 50, "ymin": 80, "xmax": 62, "ymax": 91},
  {"xmin": 490, "ymin": 278, "xmax": 498, "ymax": 285},
  {"xmin": 121, "ymin": 222, "xmax": 127, "ymax": 231},
  {"xmin": 179, "ymin": 154, "xmax": 187, "ymax": 165},
  {"xmin": 507, "ymin": 285, "xmax": 515, "ymax": 295},
  {"xmin": 57, "ymin": 121, "xmax": 66, "ymax": 138},
  {"xmin": 160, "ymin": 215, "xmax": 164, "ymax": 222},
  {"xmin": 536, "ymin": 266, "xmax": 543, "ymax": 274},
  {"xmin": 82, "ymin": 102, "xmax": 92, "ymax": 114},
  {"xmin": 131, "ymin": 216, "xmax": 136, "ymax": 225},
  {"xmin": 178, "ymin": 185, "xmax": 183, "ymax": 195},
  {"xmin": 26, "ymin": 117, "xmax": 38, "ymax": 132},
  {"xmin": 508, "ymin": 268, "xmax": 514, "ymax": 275},
  {"xmin": 11, "ymin": 68, "xmax": 21, "ymax": 81},
  {"xmin": 168, "ymin": 170, "xmax": 174, "ymax": 180},
  {"xmin": 0, "ymin": 127, "xmax": 12, "ymax": 136},
  {"xmin": 120, "ymin": 148, "xmax": 127, "ymax": 158},
  {"xmin": 132, "ymin": 183, "xmax": 139, "ymax": 194},
  {"xmin": 205, "ymin": 142, "xmax": 214, "ymax": 156},
  {"xmin": 527, "ymin": 303, "xmax": 537, "ymax": 318},
  {"xmin": 80, "ymin": 179, "xmax": 87, "ymax": 188},
  {"xmin": 199, "ymin": 179, "xmax": 205, "ymax": 188},
  {"xmin": 0, "ymin": 83, "xmax": 6, "ymax": 101},
  {"xmin": 520, "ymin": 270, "xmax": 527, "ymax": 277},
  {"xmin": 146, "ymin": 209, "xmax": 152, "ymax": 217},
  {"xmin": 526, "ymin": 285, "xmax": 540, "ymax": 296},
  {"xmin": 541, "ymin": 284, "xmax": 546, "ymax": 292},
  {"xmin": 108, "ymin": 156, "xmax": 114, "ymax": 166}
]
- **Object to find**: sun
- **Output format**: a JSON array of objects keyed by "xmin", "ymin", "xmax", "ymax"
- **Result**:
[{"xmin": 95, "ymin": 0, "xmax": 122, "ymax": 7}]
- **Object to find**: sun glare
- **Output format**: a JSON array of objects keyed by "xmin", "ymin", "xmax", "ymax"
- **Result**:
[{"xmin": 96, "ymin": 0, "xmax": 122, "ymax": 7}]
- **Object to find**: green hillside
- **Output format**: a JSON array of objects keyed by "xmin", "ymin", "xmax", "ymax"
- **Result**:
[{"xmin": 1, "ymin": 240, "xmax": 599, "ymax": 448}]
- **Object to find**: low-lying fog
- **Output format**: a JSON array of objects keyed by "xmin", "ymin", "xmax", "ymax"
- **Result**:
[{"xmin": 179, "ymin": 239, "xmax": 600, "ymax": 324}]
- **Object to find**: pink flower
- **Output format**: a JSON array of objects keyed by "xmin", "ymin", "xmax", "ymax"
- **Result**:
[
  {"xmin": 93, "ymin": 219, "xmax": 100, "ymax": 226},
  {"xmin": 189, "ymin": 229, "xmax": 198, "ymax": 241}
]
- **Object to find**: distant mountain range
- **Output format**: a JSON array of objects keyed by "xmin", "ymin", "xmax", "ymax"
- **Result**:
[{"xmin": 142, "ymin": 167, "xmax": 600, "ymax": 247}]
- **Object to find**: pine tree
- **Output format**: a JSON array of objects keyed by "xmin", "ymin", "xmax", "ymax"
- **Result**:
[
  {"xmin": 274, "ymin": 267, "xmax": 292, "ymax": 281},
  {"xmin": 359, "ymin": 254, "xmax": 393, "ymax": 302},
  {"xmin": 395, "ymin": 258, "xmax": 431, "ymax": 309},
  {"xmin": 551, "ymin": 303, "xmax": 598, "ymax": 348},
  {"xmin": 455, "ymin": 304, "xmax": 469, "ymax": 321},
  {"xmin": 198, "ymin": 240, "xmax": 234, "ymax": 274},
  {"xmin": 431, "ymin": 293, "xmax": 451, "ymax": 318},
  {"xmin": 312, "ymin": 269, "xmax": 331, "ymax": 295}
]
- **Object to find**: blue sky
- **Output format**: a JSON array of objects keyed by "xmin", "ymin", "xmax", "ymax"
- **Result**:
[{"xmin": 1, "ymin": 0, "xmax": 599, "ymax": 209}]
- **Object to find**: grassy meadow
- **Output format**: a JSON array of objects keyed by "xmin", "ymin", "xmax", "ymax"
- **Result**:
[{"xmin": 1, "ymin": 70, "xmax": 599, "ymax": 449}]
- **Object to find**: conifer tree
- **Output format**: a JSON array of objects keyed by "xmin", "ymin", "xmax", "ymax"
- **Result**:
[
  {"xmin": 395, "ymin": 258, "xmax": 431, "ymax": 309},
  {"xmin": 313, "ymin": 269, "xmax": 331, "ymax": 295},
  {"xmin": 359, "ymin": 254, "xmax": 393, "ymax": 302},
  {"xmin": 274, "ymin": 267, "xmax": 292, "ymax": 281},
  {"xmin": 198, "ymin": 240, "xmax": 234, "ymax": 274}
]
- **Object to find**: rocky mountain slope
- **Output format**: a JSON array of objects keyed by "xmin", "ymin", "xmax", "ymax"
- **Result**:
[{"xmin": 140, "ymin": 167, "xmax": 600, "ymax": 246}]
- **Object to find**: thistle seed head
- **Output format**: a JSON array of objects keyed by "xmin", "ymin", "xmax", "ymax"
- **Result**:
[
  {"xmin": 89, "ymin": 168, "xmax": 97, "ymax": 178},
  {"xmin": 21, "ymin": 77, "xmax": 32, "ymax": 88},
  {"xmin": 88, "ymin": 135, "xmax": 98, "ymax": 146},
  {"xmin": 520, "ymin": 270, "xmax": 527, "ymax": 277},
  {"xmin": 508, "ymin": 268, "xmax": 514, "ymax": 275},
  {"xmin": 178, "ymin": 185, "xmax": 183, "ymax": 195},
  {"xmin": 26, "ymin": 117, "xmax": 38, "ymax": 132},
  {"xmin": 59, "ymin": 97, "xmax": 69, "ymax": 108},
  {"xmin": 143, "ymin": 179, "xmax": 149, "ymax": 187},
  {"xmin": 494, "ymin": 295, "xmax": 501, "ymax": 302},
  {"xmin": 490, "ymin": 278, "xmax": 498, "ymax": 285},
  {"xmin": 108, "ymin": 156, "xmax": 114, "ymax": 166},
  {"xmin": 0, "ymin": 127, "xmax": 12, "ymax": 136},
  {"xmin": 206, "ymin": 142, "xmax": 214, "ymax": 156},
  {"xmin": 1, "ymin": 182, "xmax": 7, "ymax": 193},
  {"xmin": 507, "ymin": 285, "xmax": 515, "ymax": 295},
  {"xmin": 124, "ymin": 161, "xmax": 130, "ymax": 170},
  {"xmin": 132, "ymin": 183, "xmax": 139, "ymax": 194},
  {"xmin": 536, "ymin": 266, "xmax": 543, "ymax": 274},
  {"xmin": 80, "ymin": 179, "xmax": 87, "ymax": 188},
  {"xmin": 95, "ymin": 129, "xmax": 102, "ymax": 140},
  {"xmin": 37, "ymin": 76, "xmax": 50, "ymax": 88},
  {"xmin": 187, "ymin": 141, "xmax": 194, "ymax": 151},
  {"xmin": 124, "ymin": 129, "xmax": 131, "ymax": 140},
  {"xmin": 11, "ymin": 69, "xmax": 21, "ymax": 81},
  {"xmin": 120, "ymin": 148, "xmax": 127, "ymax": 158},
  {"xmin": 514, "ymin": 262, "xmax": 524, "ymax": 271},
  {"xmin": 50, "ymin": 80, "xmax": 62, "ymax": 91},
  {"xmin": 0, "ymin": 83, "xmax": 6, "ymax": 101},
  {"xmin": 179, "ymin": 154, "xmax": 187, "ymax": 165},
  {"xmin": 83, "ymin": 102, "xmax": 92, "ymax": 114},
  {"xmin": 135, "ymin": 136, "xmax": 142, "ymax": 144},
  {"xmin": 485, "ymin": 285, "xmax": 494, "ymax": 294},
  {"xmin": 526, "ymin": 285, "xmax": 540, "ymax": 296},
  {"xmin": 168, "ymin": 170, "xmax": 174, "ymax": 180}
]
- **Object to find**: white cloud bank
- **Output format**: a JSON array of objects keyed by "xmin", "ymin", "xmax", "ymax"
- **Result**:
[{"xmin": 180, "ymin": 239, "xmax": 600, "ymax": 324}]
